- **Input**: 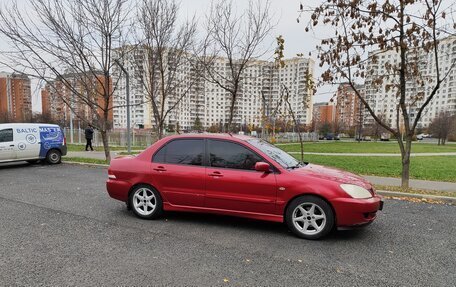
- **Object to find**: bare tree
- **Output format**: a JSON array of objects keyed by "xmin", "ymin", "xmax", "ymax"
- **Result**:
[
  {"xmin": 202, "ymin": 0, "xmax": 274, "ymax": 131},
  {"xmin": 0, "ymin": 0, "xmax": 132, "ymax": 162},
  {"xmin": 133, "ymin": 0, "xmax": 198, "ymax": 139},
  {"xmin": 428, "ymin": 111, "xmax": 454, "ymax": 145},
  {"xmin": 300, "ymin": 0, "xmax": 456, "ymax": 188}
]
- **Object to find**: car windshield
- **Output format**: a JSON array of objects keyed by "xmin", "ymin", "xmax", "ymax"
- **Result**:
[{"xmin": 247, "ymin": 139, "xmax": 304, "ymax": 169}]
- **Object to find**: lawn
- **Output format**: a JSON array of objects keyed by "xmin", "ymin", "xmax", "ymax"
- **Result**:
[
  {"xmin": 279, "ymin": 141, "xmax": 456, "ymax": 154},
  {"xmin": 67, "ymin": 144, "xmax": 146, "ymax": 152},
  {"xmin": 299, "ymin": 154, "xmax": 456, "ymax": 182}
]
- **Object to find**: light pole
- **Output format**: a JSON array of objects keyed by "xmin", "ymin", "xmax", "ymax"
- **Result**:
[{"xmin": 114, "ymin": 59, "xmax": 131, "ymax": 153}]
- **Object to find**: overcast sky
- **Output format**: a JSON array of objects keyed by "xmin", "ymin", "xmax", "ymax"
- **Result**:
[{"xmin": 0, "ymin": 0, "xmax": 335, "ymax": 113}]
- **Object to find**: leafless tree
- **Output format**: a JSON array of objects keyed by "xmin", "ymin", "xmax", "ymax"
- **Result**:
[
  {"xmin": 428, "ymin": 111, "xmax": 454, "ymax": 145},
  {"xmin": 0, "ymin": 0, "xmax": 132, "ymax": 162},
  {"xmin": 300, "ymin": 0, "xmax": 456, "ymax": 188},
  {"xmin": 201, "ymin": 0, "xmax": 274, "ymax": 131},
  {"xmin": 131, "ymin": 0, "xmax": 199, "ymax": 139}
]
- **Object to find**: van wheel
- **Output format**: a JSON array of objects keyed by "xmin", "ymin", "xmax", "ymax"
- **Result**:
[
  {"xmin": 27, "ymin": 159, "xmax": 39, "ymax": 164},
  {"xmin": 46, "ymin": 149, "xmax": 62, "ymax": 164}
]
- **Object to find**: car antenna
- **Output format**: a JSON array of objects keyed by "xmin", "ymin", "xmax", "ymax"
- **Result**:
[{"xmin": 227, "ymin": 132, "xmax": 233, "ymax": 137}]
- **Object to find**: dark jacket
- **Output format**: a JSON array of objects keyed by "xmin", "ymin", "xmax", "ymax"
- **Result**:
[{"xmin": 85, "ymin": 127, "xmax": 94, "ymax": 140}]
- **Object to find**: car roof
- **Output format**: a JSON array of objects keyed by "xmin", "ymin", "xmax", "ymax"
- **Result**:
[{"xmin": 162, "ymin": 133, "xmax": 255, "ymax": 142}]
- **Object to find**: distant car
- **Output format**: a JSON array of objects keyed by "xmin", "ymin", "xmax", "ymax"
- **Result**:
[
  {"xmin": 324, "ymin": 133, "xmax": 335, "ymax": 140},
  {"xmin": 417, "ymin": 133, "xmax": 430, "ymax": 140},
  {"xmin": 363, "ymin": 136, "xmax": 372, "ymax": 141},
  {"xmin": 106, "ymin": 134, "xmax": 383, "ymax": 240},
  {"xmin": 0, "ymin": 123, "xmax": 67, "ymax": 164}
]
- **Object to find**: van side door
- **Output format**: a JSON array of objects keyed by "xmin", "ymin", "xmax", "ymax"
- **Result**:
[
  {"xmin": 0, "ymin": 128, "xmax": 16, "ymax": 161},
  {"xmin": 14, "ymin": 127, "xmax": 41, "ymax": 160}
]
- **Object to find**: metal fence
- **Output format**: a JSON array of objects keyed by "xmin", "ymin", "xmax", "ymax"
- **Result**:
[{"xmin": 63, "ymin": 128, "xmax": 318, "ymax": 148}]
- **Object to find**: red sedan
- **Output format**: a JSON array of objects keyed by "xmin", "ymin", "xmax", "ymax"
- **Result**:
[{"xmin": 106, "ymin": 134, "xmax": 383, "ymax": 239}]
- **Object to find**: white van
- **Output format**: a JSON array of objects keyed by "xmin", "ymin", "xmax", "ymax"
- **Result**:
[{"xmin": 0, "ymin": 123, "xmax": 67, "ymax": 164}]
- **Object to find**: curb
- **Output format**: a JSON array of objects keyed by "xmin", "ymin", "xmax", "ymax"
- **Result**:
[
  {"xmin": 377, "ymin": 190, "xmax": 456, "ymax": 204},
  {"xmin": 63, "ymin": 161, "xmax": 109, "ymax": 168}
]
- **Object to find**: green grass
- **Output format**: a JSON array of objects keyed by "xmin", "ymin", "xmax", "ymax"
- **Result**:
[
  {"xmin": 279, "ymin": 141, "xmax": 456, "ymax": 154},
  {"xmin": 67, "ymin": 144, "xmax": 146, "ymax": 152},
  {"xmin": 299, "ymin": 154, "xmax": 456, "ymax": 182},
  {"xmin": 63, "ymin": 157, "xmax": 108, "ymax": 165}
]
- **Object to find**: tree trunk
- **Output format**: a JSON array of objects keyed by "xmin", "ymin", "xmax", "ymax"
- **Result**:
[
  {"xmin": 298, "ymin": 131, "xmax": 304, "ymax": 162},
  {"xmin": 400, "ymin": 136, "xmax": 412, "ymax": 190},
  {"xmin": 100, "ymin": 129, "xmax": 111, "ymax": 163}
]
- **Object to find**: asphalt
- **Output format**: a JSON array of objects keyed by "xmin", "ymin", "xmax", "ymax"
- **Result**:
[{"xmin": 0, "ymin": 162, "xmax": 455, "ymax": 285}]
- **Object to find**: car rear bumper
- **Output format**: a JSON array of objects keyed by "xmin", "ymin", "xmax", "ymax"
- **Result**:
[
  {"xmin": 106, "ymin": 179, "xmax": 130, "ymax": 202},
  {"xmin": 331, "ymin": 195, "xmax": 383, "ymax": 227},
  {"xmin": 60, "ymin": 145, "xmax": 67, "ymax": 156}
]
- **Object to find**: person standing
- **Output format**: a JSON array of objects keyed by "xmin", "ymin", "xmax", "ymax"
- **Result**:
[{"xmin": 85, "ymin": 125, "xmax": 94, "ymax": 151}]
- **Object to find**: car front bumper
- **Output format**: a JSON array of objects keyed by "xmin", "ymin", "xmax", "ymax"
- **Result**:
[{"xmin": 331, "ymin": 195, "xmax": 383, "ymax": 227}]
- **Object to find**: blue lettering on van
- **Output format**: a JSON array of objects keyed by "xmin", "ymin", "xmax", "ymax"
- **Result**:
[
  {"xmin": 16, "ymin": 128, "xmax": 38, "ymax": 134},
  {"xmin": 39, "ymin": 126, "xmax": 63, "ymax": 158}
]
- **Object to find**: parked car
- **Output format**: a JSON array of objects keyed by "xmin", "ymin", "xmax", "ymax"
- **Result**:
[
  {"xmin": 0, "ymin": 123, "xmax": 67, "ymax": 164},
  {"xmin": 106, "ymin": 134, "xmax": 383, "ymax": 240}
]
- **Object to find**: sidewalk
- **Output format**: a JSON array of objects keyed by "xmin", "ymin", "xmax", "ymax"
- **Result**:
[
  {"xmin": 363, "ymin": 175, "xmax": 456, "ymax": 192},
  {"xmin": 288, "ymin": 152, "xmax": 456, "ymax": 157},
  {"xmin": 65, "ymin": 151, "xmax": 456, "ymax": 192}
]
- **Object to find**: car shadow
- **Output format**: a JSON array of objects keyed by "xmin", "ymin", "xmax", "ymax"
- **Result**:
[
  {"xmin": 0, "ymin": 161, "xmax": 35, "ymax": 170},
  {"xmin": 123, "ymin": 208, "xmax": 372, "ymax": 241}
]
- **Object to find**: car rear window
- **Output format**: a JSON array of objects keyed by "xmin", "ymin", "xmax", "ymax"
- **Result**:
[{"xmin": 153, "ymin": 139, "xmax": 203, "ymax": 166}]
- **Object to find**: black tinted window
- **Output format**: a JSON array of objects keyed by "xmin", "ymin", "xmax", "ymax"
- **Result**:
[
  {"xmin": 0, "ymin": 129, "xmax": 13, "ymax": 143},
  {"xmin": 153, "ymin": 139, "xmax": 203, "ymax": 166},
  {"xmin": 153, "ymin": 146, "xmax": 166, "ymax": 163},
  {"xmin": 208, "ymin": 140, "xmax": 263, "ymax": 170}
]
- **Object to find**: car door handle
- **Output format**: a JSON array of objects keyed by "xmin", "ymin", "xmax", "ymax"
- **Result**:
[
  {"xmin": 9, "ymin": 144, "xmax": 14, "ymax": 147},
  {"xmin": 153, "ymin": 166, "xmax": 167, "ymax": 172},
  {"xmin": 209, "ymin": 171, "xmax": 223, "ymax": 177}
]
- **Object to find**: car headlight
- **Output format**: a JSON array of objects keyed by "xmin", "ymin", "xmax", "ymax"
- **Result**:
[{"xmin": 340, "ymin": 184, "xmax": 372, "ymax": 199}]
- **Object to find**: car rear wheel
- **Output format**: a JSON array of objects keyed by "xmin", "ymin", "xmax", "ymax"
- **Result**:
[
  {"xmin": 285, "ymin": 195, "xmax": 334, "ymax": 240},
  {"xmin": 129, "ymin": 185, "xmax": 163, "ymax": 219},
  {"xmin": 46, "ymin": 149, "xmax": 61, "ymax": 164}
]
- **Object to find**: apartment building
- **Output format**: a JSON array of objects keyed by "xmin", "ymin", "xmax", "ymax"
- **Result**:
[
  {"xmin": 313, "ymin": 102, "xmax": 336, "ymax": 124},
  {"xmin": 335, "ymin": 83, "xmax": 364, "ymax": 130},
  {"xmin": 364, "ymin": 35, "xmax": 456, "ymax": 128},
  {"xmin": 41, "ymin": 72, "xmax": 113, "ymax": 126},
  {"xmin": 0, "ymin": 72, "xmax": 32, "ymax": 122},
  {"xmin": 112, "ymin": 47, "xmax": 314, "ymax": 131}
]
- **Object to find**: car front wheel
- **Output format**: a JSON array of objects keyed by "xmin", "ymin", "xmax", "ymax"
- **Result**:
[
  {"xmin": 285, "ymin": 195, "xmax": 334, "ymax": 240},
  {"xmin": 129, "ymin": 185, "xmax": 163, "ymax": 219}
]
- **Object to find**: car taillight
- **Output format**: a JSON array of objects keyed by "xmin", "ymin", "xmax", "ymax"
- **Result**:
[{"xmin": 63, "ymin": 136, "xmax": 66, "ymax": 146}]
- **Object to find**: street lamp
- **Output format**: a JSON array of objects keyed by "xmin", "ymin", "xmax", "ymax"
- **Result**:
[{"xmin": 114, "ymin": 59, "xmax": 131, "ymax": 153}]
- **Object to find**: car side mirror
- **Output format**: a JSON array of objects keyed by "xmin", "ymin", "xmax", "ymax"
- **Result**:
[{"xmin": 255, "ymin": 162, "xmax": 271, "ymax": 173}]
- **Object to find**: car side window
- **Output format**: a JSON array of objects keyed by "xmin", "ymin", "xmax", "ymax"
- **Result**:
[
  {"xmin": 208, "ymin": 140, "xmax": 263, "ymax": 170},
  {"xmin": 153, "ymin": 139, "xmax": 203, "ymax": 166},
  {"xmin": 0, "ymin": 129, "xmax": 13, "ymax": 143}
]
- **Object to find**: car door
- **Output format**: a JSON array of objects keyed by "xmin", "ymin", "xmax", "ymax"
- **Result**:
[
  {"xmin": 150, "ymin": 138, "xmax": 205, "ymax": 207},
  {"xmin": 205, "ymin": 139, "xmax": 277, "ymax": 214},
  {"xmin": 0, "ymin": 128, "xmax": 16, "ymax": 161}
]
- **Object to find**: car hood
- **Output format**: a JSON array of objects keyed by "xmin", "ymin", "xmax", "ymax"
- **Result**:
[{"xmin": 292, "ymin": 164, "xmax": 372, "ymax": 189}]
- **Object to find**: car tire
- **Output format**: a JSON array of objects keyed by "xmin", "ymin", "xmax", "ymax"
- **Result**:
[
  {"xmin": 285, "ymin": 195, "xmax": 334, "ymax": 240},
  {"xmin": 46, "ymin": 149, "xmax": 61, "ymax": 164},
  {"xmin": 129, "ymin": 185, "xmax": 163, "ymax": 219}
]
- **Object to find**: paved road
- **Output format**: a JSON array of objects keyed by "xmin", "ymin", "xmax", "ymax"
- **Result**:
[{"xmin": 0, "ymin": 162, "xmax": 455, "ymax": 286}]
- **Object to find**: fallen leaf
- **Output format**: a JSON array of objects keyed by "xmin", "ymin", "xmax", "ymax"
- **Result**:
[{"xmin": 223, "ymin": 278, "xmax": 229, "ymax": 283}]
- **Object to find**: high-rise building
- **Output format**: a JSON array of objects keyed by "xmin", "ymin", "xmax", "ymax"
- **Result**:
[
  {"xmin": 364, "ymin": 35, "xmax": 456, "ymax": 128},
  {"xmin": 313, "ymin": 102, "xmax": 336, "ymax": 124},
  {"xmin": 335, "ymin": 83, "xmax": 364, "ymax": 130},
  {"xmin": 112, "ymin": 47, "xmax": 315, "ymax": 131},
  {"xmin": 41, "ymin": 72, "xmax": 113, "ymax": 126},
  {"xmin": 0, "ymin": 72, "xmax": 32, "ymax": 122}
]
